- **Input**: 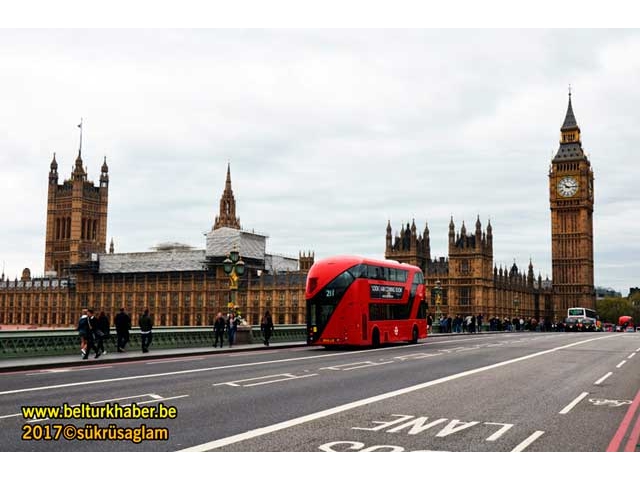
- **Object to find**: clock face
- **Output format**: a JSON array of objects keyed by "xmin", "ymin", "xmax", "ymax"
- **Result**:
[{"xmin": 557, "ymin": 176, "xmax": 579, "ymax": 197}]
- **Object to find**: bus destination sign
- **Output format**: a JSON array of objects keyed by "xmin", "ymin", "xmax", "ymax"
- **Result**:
[{"xmin": 370, "ymin": 284, "xmax": 404, "ymax": 300}]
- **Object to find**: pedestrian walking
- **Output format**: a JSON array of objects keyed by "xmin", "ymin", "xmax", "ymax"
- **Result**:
[
  {"xmin": 114, "ymin": 307, "xmax": 132, "ymax": 352},
  {"xmin": 86, "ymin": 309, "xmax": 101, "ymax": 359},
  {"xmin": 227, "ymin": 311, "xmax": 239, "ymax": 347},
  {"xmin": 213, "ymin": 312, "xmax": 226, "ymax": 347},
  {"xmin": 261, "ymin": 310, "xmax": 274, "ymax": 346},
  {"xmin": 139, "ymin": 309, "xmax": 153, "ymax": 353},
  {"xmin": 95, "ymin": 310, "xmax": 110, "ymax": 355},
  {"xmin": 77, "ymin": 308, "xmax": 90, "ymax": 357}
]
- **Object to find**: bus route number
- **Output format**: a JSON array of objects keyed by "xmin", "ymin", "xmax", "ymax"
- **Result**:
[{"xmin": 326, "ymin": 289, "xmax": 335, "ymax": 298}]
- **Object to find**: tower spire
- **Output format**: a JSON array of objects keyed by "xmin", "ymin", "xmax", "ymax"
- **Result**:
[
  {"xmin": 213, "ymin": 162, "xmax": 241, "ymax": 230},
  {"xmin": 561, "ymin": 90, "xmax": 578, "ymax": 132}
]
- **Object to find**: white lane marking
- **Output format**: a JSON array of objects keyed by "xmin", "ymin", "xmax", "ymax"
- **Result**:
[
  {"xmin": 636, "ymin": 347, "xmax": 640, "ymax": 352},
  {"xmin": 484, "ymin": 422, "xmax": 514, "ymax": 441},
  {"xmin": 616, "ymin": 360, "xmax": 626, "ymax": 369},
  {"xmin": 320, "ymin": 360, "xmax": 394, "ymax": 371},
  {"xmin": 594, "ymin": 372, "xmax": 613, "ymax": 385},
  {"xmin": 118, "ymin": 394, "xmax": 189, "ymax": 406},
  {"xmin": 511, "ymin": 431, "xmax": 545, "ymax": 452},
  {"xmin": 179, "ymin": 335, "xmax": 612, "ymax": 451},
  {"xmin": 213, "ymin": 373, "xmax": 318, "ymax": 387},
  {"xmin": 559, "ymin": 392, "xmax": 589, "ymax": 414},
  {"xmin": 26, "ymin": 366, "xmax": 113, "ymax": 376},
  {"xmin": 394, "ymin": 353, "xmax": 443, "ymax": 361},
  {"xmin": 628, "ymin": 352, "xmax": 636, "ymax": 359},
  {"xmin": 588, "ymin": 399, "xmax": 632, "ymax": 407},
  {"xmin": 146, "ymin": 357, "xmax": 206, "ymax": 364}
]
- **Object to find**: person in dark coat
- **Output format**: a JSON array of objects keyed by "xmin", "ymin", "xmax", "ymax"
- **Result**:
[
  {"xmin": 213, "ymin": 312, "xmax": 226, "ymax": 348},
  {"xmin": 139, "ymin": 309, "xmax": 153, "ymax": 353},
  {"xmin": 114, "ymin": 307, "xmax": 132, "ymax": 352},
  {"xmin": 261, "ymin": 310, "xmax": 274, "ymax": 346},
  {"xmin": 95, "ymin": 311, "xmax": 110, "ymax": 355},
  {"xmin": 86, "ymin": 309, "xmax": 101, "ymax": 359}
]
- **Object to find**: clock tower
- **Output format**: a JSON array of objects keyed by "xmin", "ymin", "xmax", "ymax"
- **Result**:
[{"xmin": 549, "ymin": 92, "xmax": 595, "ymax": 316}]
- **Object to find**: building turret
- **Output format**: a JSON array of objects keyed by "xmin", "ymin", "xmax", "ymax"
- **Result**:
[
  {"xmin": 475, "ymin": 215, "xmax": 482, "ymax": 241},
  {"xmin": 49, "ymin": 153, "xmax": 58, "ymax": 185},
  {"xmin": 449, "ymin": 216, "xmax": 455, "ymax": 245},
  {"xmin": 100, "ymin": 156, "xmax": 109, "ymax": 188},
  {"xmin": 386, "ymin": 220, "xmax": 392, "ymax": 249},
  {"xmin": 299, "ymin": 251, "xmax": 315, "ymax": 271},
  {"xmin": 423, "ymin": 221, "xmax": 430, "ymax": 260},
  {"xmin": 72, "ymin": 150, "xmax": 86, "ymax": 182},
  {"xmin": 214, "ymin": 162, "xmax": 241, "ymax": 230},
  {"xmin": 109, "ymin": 238, "xmax": 114, "ymax": 254}
]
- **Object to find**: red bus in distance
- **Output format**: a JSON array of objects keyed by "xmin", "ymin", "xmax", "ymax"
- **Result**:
[{"xmin": 306, "ymin": 255, "xmax": 428, "ymax": 347}]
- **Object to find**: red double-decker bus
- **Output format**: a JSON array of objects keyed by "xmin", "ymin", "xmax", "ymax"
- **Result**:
[{"xmin": 306, "ymin": 255, "xmax": 428, "ymax": 347}]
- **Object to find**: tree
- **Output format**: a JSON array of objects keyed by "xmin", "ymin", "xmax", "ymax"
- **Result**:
[
  {"xmin": 597, "ymin": 297, "xmax": 639, "ymax": 323},
  {"xmin": 628, "ymin": 291, "xmax": 640, "ymax": 308}
]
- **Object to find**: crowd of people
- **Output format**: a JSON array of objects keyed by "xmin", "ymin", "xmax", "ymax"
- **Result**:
[
  {"xmin": 428, "ymin": 313, "xmax": 560, "ymax": 334},
  {"xmin": 76, "ymin": 305, "xmax": 276, "ymax": 358},
  {"xmin": 212, "ymin": 308, "xmax": 274, "ymax": 348},
  {"xmin": 76, "ymin": 306, "xmax": 137, "ymax": 359}
]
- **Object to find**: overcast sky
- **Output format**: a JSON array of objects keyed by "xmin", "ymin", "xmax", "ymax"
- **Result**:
[{"xmin": 0, "ymin": 28, "xmax": 638, "ymax": 295}]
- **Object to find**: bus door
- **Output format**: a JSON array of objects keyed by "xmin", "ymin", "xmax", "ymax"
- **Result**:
[{"xmin": 362, "ymin": 307, "xmax": 368, "ymax": 342}]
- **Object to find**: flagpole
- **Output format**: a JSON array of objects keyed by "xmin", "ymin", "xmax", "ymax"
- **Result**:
[{"xmin": 78, "ymin": 118, "xmax": 83, "ymax": 155}]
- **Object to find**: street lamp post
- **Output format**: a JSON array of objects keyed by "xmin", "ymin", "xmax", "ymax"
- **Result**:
[
  {"xmin": 223, "ymin": 247, "xmax": 245, "ymax": 313},
  {"xmin": 434, "ymin": 280, "xmax": 442, "ymax": 332}
]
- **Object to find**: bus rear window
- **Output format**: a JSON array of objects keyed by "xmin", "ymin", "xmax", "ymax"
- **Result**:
[{"xmin": 568, "ymin": 308, "xmax": 584, "ymax": 316}]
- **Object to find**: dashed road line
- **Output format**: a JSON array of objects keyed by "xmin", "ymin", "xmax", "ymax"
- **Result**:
[
  {"xmin": 511, "ymin": 430, "xmax": 545, "ymax": 452},
  {"xmin": 616, "ymin": 360, "xmax": 626, "ymax": 369},
  {"xmin": 559, "ymin": 392, "xmax": 589, "ymax": 414},
  {"xmin": 594, "ymin": 372, "xmax": 613, "ymax": 385}
]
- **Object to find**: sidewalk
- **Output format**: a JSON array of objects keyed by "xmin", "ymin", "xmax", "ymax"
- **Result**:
[
  {"xmin": 0, "ymin": 341, "xmax": 305, "ymax": 373},
  {"xmin": 0, "ymin": 331, "xmax": 509, "ymax": 373}
]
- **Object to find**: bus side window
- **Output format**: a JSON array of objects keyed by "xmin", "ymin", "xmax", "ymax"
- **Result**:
[{"xmin": 367, "ymin": 265, "xmax": 377, "ymax": 279}]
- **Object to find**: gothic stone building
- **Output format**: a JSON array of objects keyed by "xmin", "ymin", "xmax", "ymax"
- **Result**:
[
  {"xmin": 385, "ymin": 217, "xmax": 554, "ymax": 320},
  {"xmin": 386, "ymin": 94, "xmax": 596, "ymax": 321},
  {"xmin": 0, "ymin": 158, "xmax": 313, "ymax": 328}
]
